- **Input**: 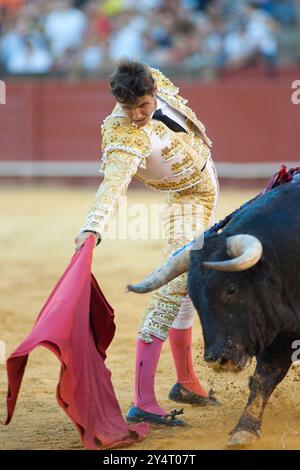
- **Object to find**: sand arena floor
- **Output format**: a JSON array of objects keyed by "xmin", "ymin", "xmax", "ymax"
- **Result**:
[{"xmin": 0, "ymin": 185, "xmax": 300, "ymax": 450}]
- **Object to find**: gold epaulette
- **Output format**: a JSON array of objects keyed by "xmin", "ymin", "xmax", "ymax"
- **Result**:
[
  {"xmin": 150, "ymin": 68, "xmax": 179, "ymax": 97},
  {"xmin": 100, "ymin": 116, "xmax": 151, "ymax": 169}
]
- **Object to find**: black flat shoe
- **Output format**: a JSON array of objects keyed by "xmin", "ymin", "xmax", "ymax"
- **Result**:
[
  {"xmin": 126, "ymin": 406, "xmax": 186, "ymax": 426},
  {"xmin": 169, "ymin": 383, "xmax": 221, "ymax": 406}
]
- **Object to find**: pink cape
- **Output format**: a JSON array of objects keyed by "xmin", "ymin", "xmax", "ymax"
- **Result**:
[{"xmin": 5, "ymin": 235, "xmax": 149, "ymax": 449}]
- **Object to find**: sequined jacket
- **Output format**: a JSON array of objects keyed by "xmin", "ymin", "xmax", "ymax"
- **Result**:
[{"xmin": 81, "ymin": 68, "xmax": 213, "ymax": 237}]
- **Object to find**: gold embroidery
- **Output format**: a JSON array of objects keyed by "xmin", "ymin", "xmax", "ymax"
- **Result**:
[
  {"xmin": 144, "ymin": 168, "xmax": 202, "ymax": 192},
  {"xmin": 171, "ymin": 155, "xmax": 194, "ymax": 175},
  {"xmin": 81, "ymin": 149, "xmax": 142, "ymax": 235},
  {"xmin": 158, "ymin": 92, "xmax": 212, "ymax": 148},
  {"xmin": 161, "ymin": 140, "xmax": 181, "ymax": 161},
  {"xmin": 152, "ymin": 121, "xmax": 169, "ymax": 139},
  {"xmin": 83, "ymin": 67, "xmax": 215, "ymax": 261},
  {"xmin": 151, "ymin": 68, "xmax": 179, "ymax": 96},
  {"xmin": 101, "ymin": 117, "xmax": 151, "ymax": 160},
  {"xmin": 138, "ymin": 177, "xmax": 217, "ymax": 341}
]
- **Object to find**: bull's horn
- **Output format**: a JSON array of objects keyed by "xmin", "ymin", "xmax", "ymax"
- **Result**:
[
  {"xmin": 127, "ymin": 248, "xmax": 190, "ymax": 293},
  {"xmin": 203, "ymin": 234, "xmax": 262, "ymax": 272}
]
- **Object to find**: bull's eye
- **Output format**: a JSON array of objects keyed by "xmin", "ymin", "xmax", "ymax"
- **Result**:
[{"xmin": 226, "ymin": 284, "xmax": 237, "ymax": 296}]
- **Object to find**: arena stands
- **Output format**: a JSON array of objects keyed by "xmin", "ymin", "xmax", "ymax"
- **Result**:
[{"xmin": 0, "ymin": 0, "xmax": 299, "ymax": 78}]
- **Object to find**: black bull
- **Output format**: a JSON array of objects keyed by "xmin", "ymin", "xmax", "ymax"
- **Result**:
[{"xmin": 128, "ymin": 183, "xmax": 300, "ymax": 446}]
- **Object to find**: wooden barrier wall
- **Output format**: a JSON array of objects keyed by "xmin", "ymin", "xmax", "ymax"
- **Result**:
[{"xmin": 0, "ymin": 75, "xmax": 299, "ymax": 178}]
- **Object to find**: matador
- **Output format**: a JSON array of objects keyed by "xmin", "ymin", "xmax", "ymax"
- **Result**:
[{"xmin": 75, "ymin": 60, "xmax": 220, "ymax": 426}]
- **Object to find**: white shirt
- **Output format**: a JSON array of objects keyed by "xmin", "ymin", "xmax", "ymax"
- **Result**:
[
  {"xmin": 155, "ymin": 96, "xmax": 188, "ymax": 132},
  {"xmin": 136, "ymin": 95, "xmax": 218, "ymax": 206}
]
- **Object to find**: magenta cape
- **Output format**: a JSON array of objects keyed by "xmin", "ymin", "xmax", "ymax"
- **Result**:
[{"xmin": 5, "ymin": 235, "xmax": 148, "ymax": 449}]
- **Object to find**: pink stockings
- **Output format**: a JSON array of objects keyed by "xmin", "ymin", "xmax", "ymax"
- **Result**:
[
  {"xmin": 169, "ymin": 327, "xmax": 208, "ymax": 397},
  {"xmin": 134, "ymin": 327, "xmax": 208, "ymax": 415},
  {"xmin": 134, "ymin": 336, "xmax": 166, "ymax": 415}
]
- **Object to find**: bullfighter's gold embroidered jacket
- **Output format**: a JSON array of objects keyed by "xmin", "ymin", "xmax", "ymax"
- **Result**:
[{"xmin": 81, "ymin": 68, "xmax": 213, "ymax": 237}]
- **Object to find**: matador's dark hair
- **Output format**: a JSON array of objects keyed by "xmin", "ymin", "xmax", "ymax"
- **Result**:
[{"xmin": 109, "ymin": 59, "xmax": 155, "ymax": 104}]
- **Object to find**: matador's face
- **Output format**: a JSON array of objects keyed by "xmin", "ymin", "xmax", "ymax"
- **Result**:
[{"xmin": 119, "ymin": 86, "xmax": 158, "ymax": 128}]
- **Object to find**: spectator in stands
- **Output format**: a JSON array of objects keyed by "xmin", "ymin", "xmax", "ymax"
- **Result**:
[
  {"xmin": 223, "ymin": 20, "xmax": 253, "ymax": 68},
  {"xmin": 243, "ymin": 1, "xmax": 279, "ymax": 70},
  {"xmin": 80, "ymin": 35, "xmax": 107, "ymax": 72},
  {"xmin": 6, "ymin": 36, "xmax": 52, "ymax": 73},
  {"xmin": 44, "ymin": 0, "xmax": 87, "ymax": 58},
  {"xmin": 271, "ymin": 0, "xmax": 297, "ymax": 26},
  {"xmin": 108, "ymin": 8, "xmax": 147, "ymax": 62},
  {"xmin": 0, "ymin": 16, "xmax": 25, "ymax": 68},
  {"xmin": 0, "ymin": 0, "xmax": 23, "ymax": 12},
  {"xmin": 0, "ymin": 0, "xmax": 298, "ymax": 76},
  {"xmin": 142, "ymin": 6, "xmax": 177, "ymax": 66}
]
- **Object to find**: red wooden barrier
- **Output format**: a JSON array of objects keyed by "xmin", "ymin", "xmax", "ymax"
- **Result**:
[{"xmin": 0, "ymin": 75, "xmax": 299, "ymax": 178}]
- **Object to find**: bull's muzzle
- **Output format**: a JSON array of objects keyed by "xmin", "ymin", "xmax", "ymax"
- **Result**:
[{"xmin": 205, "ymin": 351, "xmax": 250, "ymax": 373}]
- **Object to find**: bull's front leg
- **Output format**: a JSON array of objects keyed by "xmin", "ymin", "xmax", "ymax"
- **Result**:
[{"xmin": 227, "ymin": 335, "xmax": 292, "ymax": 448}]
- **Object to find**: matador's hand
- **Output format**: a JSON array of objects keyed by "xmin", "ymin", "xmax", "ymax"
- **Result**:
[{"xmin": 74, "ymin": 231, "xmax": 100, "ymax": 251}]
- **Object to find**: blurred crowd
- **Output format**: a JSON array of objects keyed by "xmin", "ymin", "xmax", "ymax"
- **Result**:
[{"xmin": 0, "ymin": 0, "xmax": 299, "ymax": 77}]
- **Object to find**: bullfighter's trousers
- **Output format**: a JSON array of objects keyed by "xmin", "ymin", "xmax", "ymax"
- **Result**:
[{"xmin": 138, "ymin": 157, "xmax": 219, "ymax": 342}]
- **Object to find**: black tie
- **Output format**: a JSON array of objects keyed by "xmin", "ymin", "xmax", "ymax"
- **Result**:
[{"xmin": 152, "ymin": 108, "xmax": 187, "ymax": 133}]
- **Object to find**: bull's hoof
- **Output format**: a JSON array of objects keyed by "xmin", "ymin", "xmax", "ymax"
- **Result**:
[{"xmin": 226, "ymin": 430, "xmax": 259, "ymax": 448}]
